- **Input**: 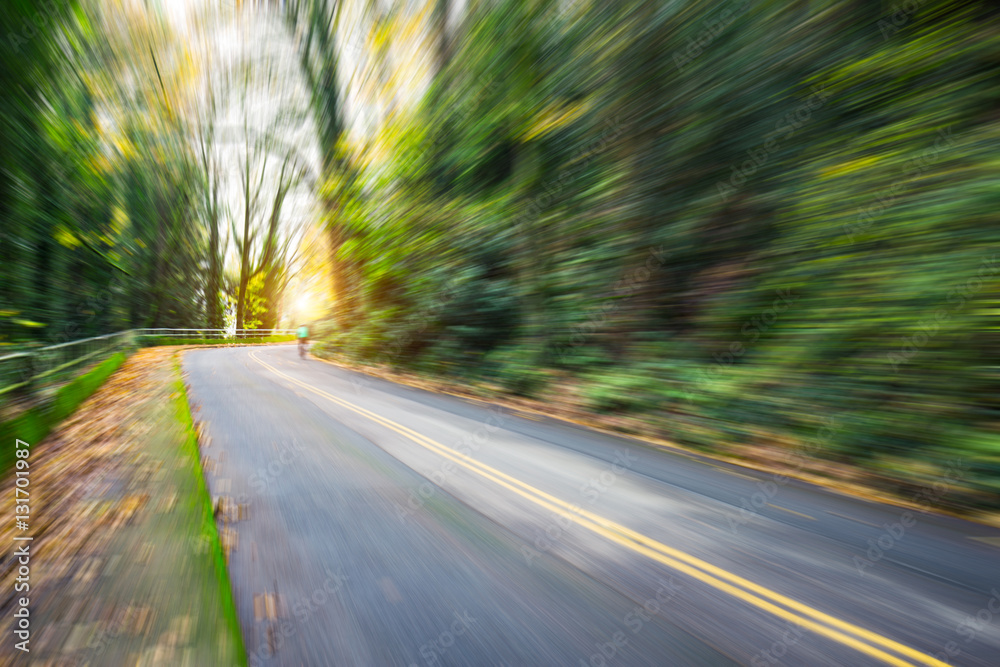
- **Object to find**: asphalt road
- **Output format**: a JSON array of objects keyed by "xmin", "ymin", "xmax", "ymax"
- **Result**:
[{"xmin": 182, "ymin": 345, "xmax": 1000, "ymax": 666}]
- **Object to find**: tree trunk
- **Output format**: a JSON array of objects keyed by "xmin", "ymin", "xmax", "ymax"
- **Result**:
[
  {"xmin": 236, "ymin": 213, "xmax": 250, "ymax": 333},
  {"xmin": 206, "ymin": 174, "xmax": 223, "ymax": 329},
  {"xmin": 328, "ymin": 199, "xmax": 346, "ymax": 326},
  {"xmin": 236, "ymin": 146, "xmax": 253, "ymax": 334}
]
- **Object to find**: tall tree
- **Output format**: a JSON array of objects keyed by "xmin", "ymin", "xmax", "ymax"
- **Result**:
[{"xmin": 284, "ymin": 0, "xmax": 351, "ymax": 324}]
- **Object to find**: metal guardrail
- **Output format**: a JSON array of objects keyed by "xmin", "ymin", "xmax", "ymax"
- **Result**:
[
  {"xmin": 0, "ymin": 331, "xmax": 138, "ymax": 399},
  {"xmin": 0, "ymin": 328, "xmax": 296, "ymax": 399},
  {"xmin": 136, "ymin": 328, "xmax": 297, "ymax": 340}
]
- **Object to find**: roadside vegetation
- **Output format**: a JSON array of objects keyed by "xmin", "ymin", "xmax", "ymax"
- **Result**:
[
  {"xmin": 310, "ymin": 1, "xmax": 1000, "ymax": 511},
  {"xmin": 2, "ymin": 1, "xmax": 998, "ymax": 514},
  {"xmin": 0, "ymin": 348, "xmax": 245, "ymax": 664},
  {"xmin": 0, "ymin": 0, "xmax": 309, "ymax": 348},
  {"xmin": 0, "ymin": 352, "xmax": 126, "ymax": 474},
  {"xmin": 173, "ymin": 357, "xmax": 248, "ymax": 665}
]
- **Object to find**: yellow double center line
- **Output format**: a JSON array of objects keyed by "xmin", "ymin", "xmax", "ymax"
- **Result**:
[{"xmin": 250, "ymin": 351, "xmax": 945, "ymax": 667}]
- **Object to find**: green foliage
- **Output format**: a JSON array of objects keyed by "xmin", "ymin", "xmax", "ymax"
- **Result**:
[
  {"xmin": 0, "ymin": 1, "xmax": 235, "ymax": 345},
  {"xmin": 227, "ymin": 273, "xmax": 268, "ymax": 331},
  {"xmin": 0, "ymin": 351, "xmax": 126, "ymax": 475},
  {"xmin": 51, "ymin": 352, "xmax": 126, "ymax": 423},
  {"xmin": 316, "ymin": 0, "xmax": 1000, "ymax": 503},
  {"xmin": 5, "ymin": 0, "xmax": 999, "ymax": 504},
  {"xmin": 481, "ymin": 344, "xmax": 544, "ymax": 397}
]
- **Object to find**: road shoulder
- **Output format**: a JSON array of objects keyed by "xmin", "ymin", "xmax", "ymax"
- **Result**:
[
  {"xmin": 0, "ymin": 347, "xmax": 245, "ymax": 665},
  {"xmin": 308, "ymin": 349, "xmax": 1000, "ymax": 529}
]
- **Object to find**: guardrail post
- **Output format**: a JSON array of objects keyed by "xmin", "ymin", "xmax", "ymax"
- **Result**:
[{"xmin": 15, "ymin": 354, "xmax": 36, "ymax": 401}]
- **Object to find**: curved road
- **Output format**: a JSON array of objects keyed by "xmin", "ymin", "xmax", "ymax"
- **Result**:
[{"xmin": 182, "ymin": 345, "xmax": 1000, "ymax": 666}]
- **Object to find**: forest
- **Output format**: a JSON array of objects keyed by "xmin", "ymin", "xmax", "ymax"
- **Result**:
[{"xmin": 2, "ymin": 0, "xmax": 999, "ymax": 507}]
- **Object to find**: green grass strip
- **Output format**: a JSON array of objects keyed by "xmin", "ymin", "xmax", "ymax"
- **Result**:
[
  {"xmin": 0, "ymin": 351, "xmax": 127, "ymax": 474},
  {"xmin": 171, "ymin": 356, "xmax": 249, "ymax": 666}
]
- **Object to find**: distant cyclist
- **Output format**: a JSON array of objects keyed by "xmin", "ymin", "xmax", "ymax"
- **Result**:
[{"xmin": 297, "ymin": 324, "xmax": 309, "ymax": 358}]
